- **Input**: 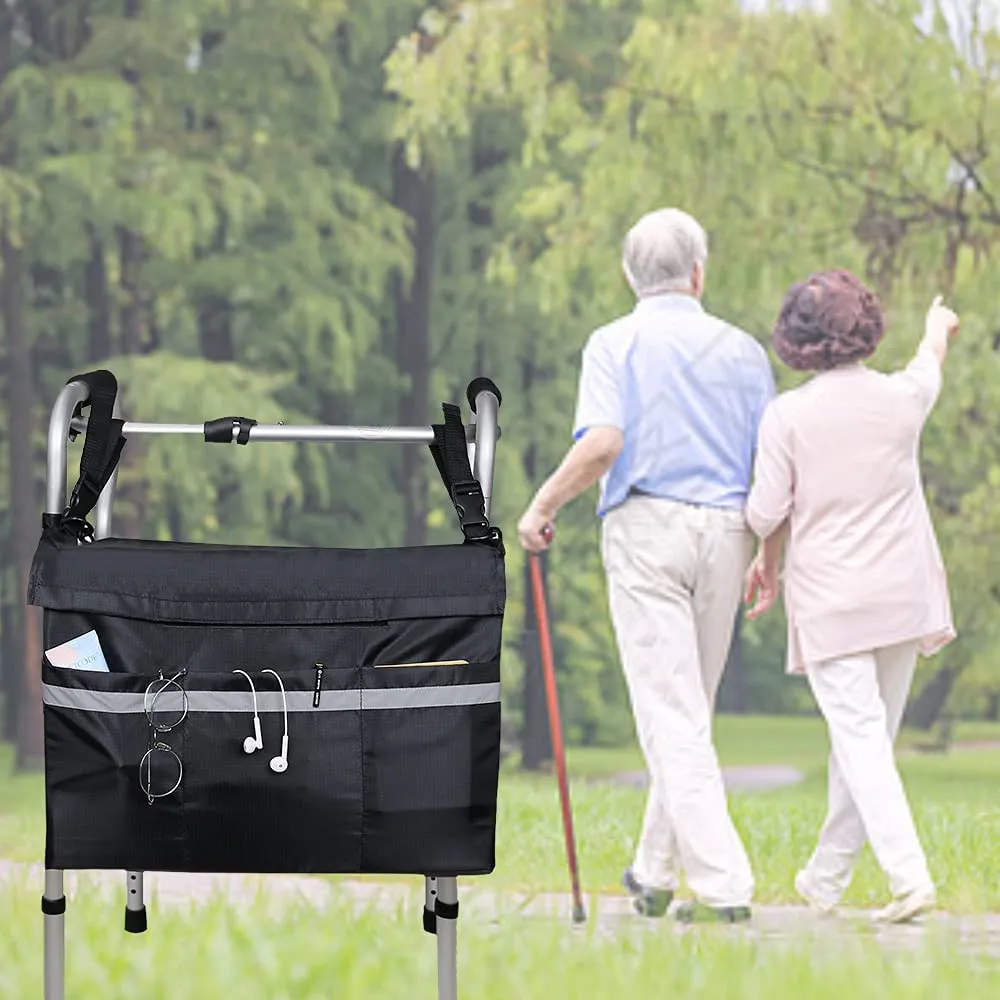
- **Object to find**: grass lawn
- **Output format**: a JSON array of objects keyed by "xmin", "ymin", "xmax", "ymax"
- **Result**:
[
  {"xmin": 3, "ymin": 716, "xmax": 1000, "ymax": 914},
  {"xmin": 494, "ymin": 716, "xmax": 1000, "ymax": 910},
  {"xmin": 0, "ymin": 880, "xmax": 997, "ymax": 1000},
  {"xmin": 2, "ymin": 716, "xmax": 998, "ymax": 999},
  {"xmin": 490, "ymin": 749, "xmax": 1000, "ymax": 911},
  {"xmin": 0, "ymin": 743, "xmax": 44, "ymax": 863},
  {"xmin": 563, "ymin": 715, "xmax": 1000, "ymax": 779}
]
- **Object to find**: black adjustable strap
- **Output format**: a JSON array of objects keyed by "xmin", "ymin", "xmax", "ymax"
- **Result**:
[
  {"xmin": 60, "ymin": 370, "xmax": 127, "ymax": 542},
  {"xmin": 429, "ymin": 403, "xmax": 496, "ymax": 545}
]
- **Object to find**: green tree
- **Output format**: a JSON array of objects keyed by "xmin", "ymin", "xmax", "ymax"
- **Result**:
[
  {"xmin": 0, "ymin": 0, "xmax": 413, "ymax": 766},
  {"xmin": 386, "ymin": 0, "xmax": 1000, "ymax": 739}
]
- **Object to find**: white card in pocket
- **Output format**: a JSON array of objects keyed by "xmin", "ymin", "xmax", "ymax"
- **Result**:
[{"xmin": 45, "ymin": 630, "xmax": 111, "ymax": 672}]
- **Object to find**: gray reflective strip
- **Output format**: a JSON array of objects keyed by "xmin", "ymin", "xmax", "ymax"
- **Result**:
[
  {"xmin": 42, "ymin": 682, "xmax": 500, "ymax": 714},
  {"xmin": 198, "ymin": 691, "xmax": 362, "ymax": 713},
  {"xmin": 42, "ymin": 687, "xmax": 147, "ymax": 715},
  {"xmin": 364, "ymin": 683, "xmax": 500, "ymax": 710}
]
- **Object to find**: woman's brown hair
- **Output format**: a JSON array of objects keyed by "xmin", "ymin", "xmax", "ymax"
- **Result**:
[{"xmin": 772, "ymin": 269, "xmax": 885, "ymax": 371}]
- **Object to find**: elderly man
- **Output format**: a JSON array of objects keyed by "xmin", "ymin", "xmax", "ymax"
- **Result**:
[{"xmin": 518, "ymin": 207, "xmax": 775, "ymax": 923}]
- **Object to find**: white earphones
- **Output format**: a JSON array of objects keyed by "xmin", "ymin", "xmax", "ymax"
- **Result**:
[
  {"xmin": 262, "ymin": 668, "xmax": 288, "ymax": 773},
  {"xmin": 233, "ymin": 669, "xmax": 263, "ymax": 754}
]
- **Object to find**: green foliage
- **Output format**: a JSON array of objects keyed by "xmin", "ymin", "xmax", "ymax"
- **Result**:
[
  {"xmin": 5, "ymin": 0, "xmax": 1000, "ymax": 757},
  {"xmin": 385, "ymin": 0, "xmax": 1000, "ymax": 734},
  {"xmin": 100, "ymin": 353, "xmax": 311, "ymax": 544},
  {"xmin": 4, "ymin": 0, "xmax": 411, "ymax": 375}
]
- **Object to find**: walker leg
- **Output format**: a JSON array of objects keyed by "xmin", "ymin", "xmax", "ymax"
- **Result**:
[
  {"xmin": 124, "ymin": 871, "xmax": 147, "ymax": 933},
  {"xmin": 436, "ymin": 876, "xmax": 459, "ymax": 1000},
  {"xmin": 424, "ymin": 876, "xmax": 438, "ymax": 934},
  {"xmin": 42, "ymin": 869, "xmax": 65, "ymax": 1000}
]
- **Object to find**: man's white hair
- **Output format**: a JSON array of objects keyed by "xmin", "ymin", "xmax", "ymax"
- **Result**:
[{"xmin": 621, "ymin": 208, "xmax": 708, "ymax": 297}]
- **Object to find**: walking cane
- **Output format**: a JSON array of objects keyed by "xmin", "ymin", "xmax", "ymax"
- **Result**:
[{"xmin": 529, "ymin": 525, "xmax": 586, "ymax": 924}]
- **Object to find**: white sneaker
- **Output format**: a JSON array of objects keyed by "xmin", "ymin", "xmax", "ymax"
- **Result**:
[
  {"xmin": 794, "ymin": 871, "xmax": 839, "ymax": 916},
  {"xmin": 873, "ymin": 887, "xmax": 936, "ymax": 924}
]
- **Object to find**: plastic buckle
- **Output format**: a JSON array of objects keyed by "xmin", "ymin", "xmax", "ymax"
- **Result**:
[
  {"xmin": 60, "ymin": 513, "xmax": 95, "ymax": 544},
  {"xmin": 68, "ymin": 474, "xmax": 96, "ymax": 512},
  {"xmin": 450, "ymin": 480, "xmax": 491, "ymax": 541}
]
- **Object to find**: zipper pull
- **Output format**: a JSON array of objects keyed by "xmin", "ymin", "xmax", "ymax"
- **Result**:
[{"xmin": 313, "ymin": 662, "xmax": 325, "ymax": 708}]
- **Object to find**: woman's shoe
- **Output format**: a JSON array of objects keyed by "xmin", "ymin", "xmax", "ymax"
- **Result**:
[
  {"xmin": 794, "ymin": 871, "xmax": 839, "ymax": 916},
  {"xmin": 873, "ymin": 886, "xmax": 936, "ymax": 924}
]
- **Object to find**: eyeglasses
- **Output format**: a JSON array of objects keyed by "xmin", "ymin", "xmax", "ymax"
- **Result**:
[{"xmin": 139, "ymin": 670, "xmax": 187, "ymax": 805}]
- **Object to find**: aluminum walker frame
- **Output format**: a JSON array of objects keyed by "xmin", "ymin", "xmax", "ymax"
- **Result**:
[{"xmin": 40, "ymin": 374, "xmax": 503, "ymax": 1000}]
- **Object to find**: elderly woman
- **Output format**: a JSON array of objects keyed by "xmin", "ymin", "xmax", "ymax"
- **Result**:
[{"xmin": 744, "ymin": 270, "xmax": 957, "ymax": 924}]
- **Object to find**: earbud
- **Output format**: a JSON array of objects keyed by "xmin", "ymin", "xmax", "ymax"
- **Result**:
[
  {"xmin": 262, "ymin": 669, "xmax": 289, "ymax": 775},
  {"xmin": 270, "ymin": 734, "xmax": 289, "ymax": 774},
  {"xmin": 243, "ymin": 715, "xmax": 263, "ymax": 755},
  {"xmin": 233, "ymin": 670, "xmax": 263, "ymax": 754}
]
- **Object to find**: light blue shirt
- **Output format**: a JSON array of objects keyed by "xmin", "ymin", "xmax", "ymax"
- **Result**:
[{"xmin": 572, "ymin": 294, "xmax": 776, "ymax": 517}]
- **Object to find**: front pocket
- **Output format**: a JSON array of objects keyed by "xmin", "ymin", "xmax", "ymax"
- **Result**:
[
  {"xmin": 42, "ymin": 662, "xmax": 366, "ymax": 874},
  {"xmin": 41, "ymin": 656, "xmax": 502, "ymax": 876},
  {"xmin": 179, "ymin": 667, "xmax": 363, "ymax": 874},
  {"xmin": 43, "ymin": 616, "xmax": 392, "ymax": 675},
  {"xmin": 42, "ymin": 661, "xmax": 188, "ymax": 871},
  {"xmin": 359, "ymin": 661, "xmax": 501, "ymax": 876}
]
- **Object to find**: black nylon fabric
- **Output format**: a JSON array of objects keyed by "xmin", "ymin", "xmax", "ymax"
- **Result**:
[
  {"xmin": 29, "ymin": 531, "xmax": 505, "ymax": 624},
  {"xmin": 61, "ymin": 370, "xmax": 126, "ymax": 533},
  {"xmin": 31, "ymin": 527, "xmax": 505, "ymax": 875}
]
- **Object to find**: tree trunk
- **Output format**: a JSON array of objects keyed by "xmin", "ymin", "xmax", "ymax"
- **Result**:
[
  {"xmin": 467, "ymin": 141, "xmax": 506, "ymax": 379},
  {"xmin": 197, "ymin": 217, "xmax": 234, "ymax": 362},
  {"xmin": 986, "ymin": 691, "xmax": 1000, "ymax": 723},
  {"xmin": 519, "ymin": 356, "xmax": 552, "ymax": 769},
  {"xmin": 110, "ymin": 225, "xmax": 149, "ymax": 538},
  {"xmin": 85, "ymin": 227, "xmax": 112, "ymax": 362},
  {"xmin": 108, "ymin": 0, "xmax": 150, "ymax": 538},
  {"xmin": 118, "ymin": 0, "xmax": 143, "ymax": 354},
  {"xmin": 0, "ymin": 0, "xmax": 17, "ymax": 751},
  {"xmin": 1, "ymin": 571, "xmax": 20, "ymax": 743},
  {"xmin": 392, "ymin": 145, "xmax": 435, "ymax": 547},
  {"xmin": 902, "ymin": 665, "xmax": 957, "ymax": 731},
  {"xmin": 117, "ymin": 226, "xmax": 145, "ymax": 354},
  {"xmin": 3, "ymin": 228, "xmax": 45, "ymax": 769},
  {"xmin": 197, "ymin": 296, "xmax": 234, "ymax": 361}
]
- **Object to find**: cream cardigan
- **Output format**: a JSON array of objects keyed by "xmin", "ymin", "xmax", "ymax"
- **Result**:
[{"xmin": 745, "ymin": 347, "xmax": 955, "ymax": 675}]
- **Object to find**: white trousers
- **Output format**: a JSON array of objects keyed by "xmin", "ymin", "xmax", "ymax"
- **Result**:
[
  {"xmin": 803, "ymin": 641, "xmax": 934, "ymax": 903},
  {"xmin": 602, "ymin": 496, "xmax": 754, "ymax": 908}
]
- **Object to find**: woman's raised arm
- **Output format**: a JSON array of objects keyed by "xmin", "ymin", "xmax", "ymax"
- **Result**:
[{"xmin": 893, "ymin": 295, "xmax": 960, "ymax": 418}]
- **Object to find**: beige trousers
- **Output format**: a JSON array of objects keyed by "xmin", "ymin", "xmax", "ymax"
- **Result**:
[
  {"xmin": 602, "ymin": 495, "xmax": 755, "ymax": 908},
  {"xmin": 803, "ymin": 641, "xmax": 934, "ymax": 903}
]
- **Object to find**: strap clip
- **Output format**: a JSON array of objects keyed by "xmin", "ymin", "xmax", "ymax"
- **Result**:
[
  {"xmin": 68, "ymin": 470, "xmax": 100, "ymax": 512},
  {"xmin": 450, "ymin": 480, "xmax": 490, "ymax": 542}
]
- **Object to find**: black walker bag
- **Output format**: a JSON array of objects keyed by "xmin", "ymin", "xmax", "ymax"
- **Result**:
[{"xmin": 28, "ymin": 371, "xmax": 505, "ymax": 877}]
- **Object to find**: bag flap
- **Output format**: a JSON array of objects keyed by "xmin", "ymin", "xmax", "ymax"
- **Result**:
[{"xmin": 28, "ymin": 533, "xmax": 505, "ymax": 624}]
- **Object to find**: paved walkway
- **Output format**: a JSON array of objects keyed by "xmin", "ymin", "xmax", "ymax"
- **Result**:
[
  {"xmin": 2, "ymin": 860, "xmax": 998, "ymax": 957},
  {"xmin": 610, "ymin": 764, "xmax": 805, "ymax": 793}
]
